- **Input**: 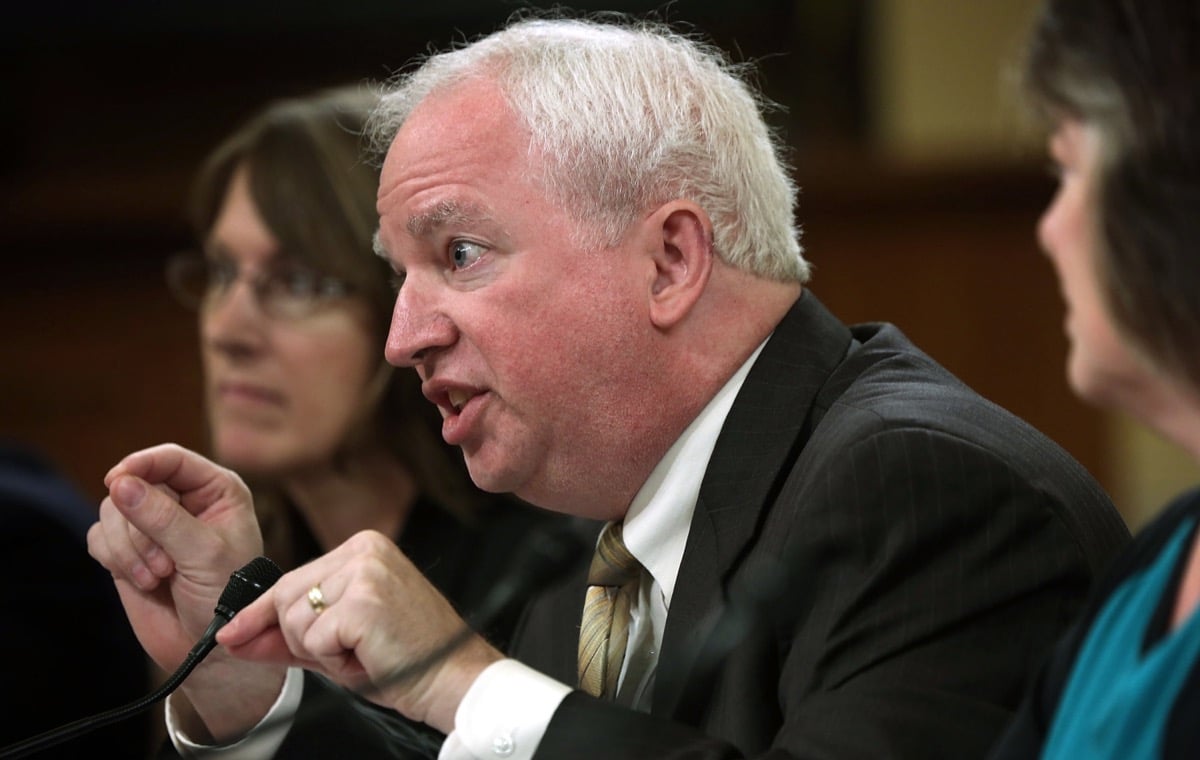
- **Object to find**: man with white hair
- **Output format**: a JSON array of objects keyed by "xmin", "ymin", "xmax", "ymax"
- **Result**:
[{"xmin": 89, "ymin": 14, "xmax": 1128, "ymax": 759}]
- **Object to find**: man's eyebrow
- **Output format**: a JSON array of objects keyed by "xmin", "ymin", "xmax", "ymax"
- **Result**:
[{"xmin": 407, "ymin": 200, "xmax": 491, "ymax": 237}]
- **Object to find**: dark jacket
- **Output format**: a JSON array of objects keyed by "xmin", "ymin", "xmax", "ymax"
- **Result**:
[
  {"xmin": 293, "ymin": 291, "xmax": 1130, "ymax": 759},
  {"xmin": 0, "ymin": 442, "xmax": 153, "ymax": 759}
]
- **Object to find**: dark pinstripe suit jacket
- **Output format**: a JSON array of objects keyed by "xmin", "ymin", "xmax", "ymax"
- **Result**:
[
  {"xmin": 285, "ymin": 291, "xmax": 1128, "ymax": 759},
  {"xmin": 509, "ymin": 290, "xmax": 1130, "ymax": 759}
]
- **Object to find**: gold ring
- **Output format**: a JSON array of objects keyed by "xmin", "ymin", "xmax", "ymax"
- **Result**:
[{"xmin": 307, "ymin": 584, "xmax": 327, "ymax": 615}]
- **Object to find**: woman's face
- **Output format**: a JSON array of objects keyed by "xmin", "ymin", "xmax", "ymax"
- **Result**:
[
  {"xmin": 1039, "ymin": 118, "xmax": 1152, "ymax": 411},
  {"xmin": 200, "ymin": 166, "xmax": 382, "ymax": 477}
]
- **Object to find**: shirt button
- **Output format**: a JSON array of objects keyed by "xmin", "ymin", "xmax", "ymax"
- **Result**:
[{"xmin": 492, "ymin": 734, "xmax": 515, "ymax": 756}]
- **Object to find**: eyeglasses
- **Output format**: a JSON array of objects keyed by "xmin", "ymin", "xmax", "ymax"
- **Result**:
[{"xmin": 166, "ymin": 250, "xmax": 356, "ymax": 320}]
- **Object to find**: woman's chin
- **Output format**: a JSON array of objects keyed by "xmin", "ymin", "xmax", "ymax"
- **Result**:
[{"xmin": 213, "ymin": 436, "xmax": 288, "ymax": 476}]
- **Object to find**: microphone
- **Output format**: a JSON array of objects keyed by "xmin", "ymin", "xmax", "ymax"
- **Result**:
[{"xmin": 0, "ymin": 555, "xmax": 283, "ymax": 759}]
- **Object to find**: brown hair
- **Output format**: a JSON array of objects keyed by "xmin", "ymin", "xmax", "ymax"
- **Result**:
[
  {"xmin": 1023, "ymin": 0, "xmax": 1200, "ymax": 391},
  {"xmin": 189, "ymin": 86, "xmax": 487, "ymax": 564}
]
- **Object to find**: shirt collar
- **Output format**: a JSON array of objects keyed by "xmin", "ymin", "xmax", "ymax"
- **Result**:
[{"xmin": 621, "ymin": 338, "xmax": 767, "ymax": 606}]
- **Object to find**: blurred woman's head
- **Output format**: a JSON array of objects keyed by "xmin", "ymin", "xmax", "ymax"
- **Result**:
[
  {"xmin": 173, "ymin": 85, "xmax": 478, "ymax": 515},
  {"xmin": 1023, "ymin": 0, "xmax": 1200, "ymax": 410}
]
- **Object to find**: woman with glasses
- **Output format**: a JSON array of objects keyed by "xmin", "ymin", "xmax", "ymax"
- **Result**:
[
  {"xmin": 989, "ymin": 1, "xmax": 1200, "ymax": 757},
  {"xmin": 157, "ymin": 87, "xmax": 560, "ymax": 755}
]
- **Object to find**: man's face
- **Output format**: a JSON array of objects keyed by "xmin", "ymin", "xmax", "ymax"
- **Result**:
[{"xmin": 375, "ymin": 78, "xmax": 664, "ymax": 517}]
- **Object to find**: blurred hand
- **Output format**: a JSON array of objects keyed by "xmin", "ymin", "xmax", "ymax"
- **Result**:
[{"xmin": 86, "ymin": 443, "xmax": 284, "ymax": 739}]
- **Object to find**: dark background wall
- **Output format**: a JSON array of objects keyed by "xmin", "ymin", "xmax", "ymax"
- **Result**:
[{"xmin": 0, "ymin": 1, "xmax": 1115, "ymax": 521}]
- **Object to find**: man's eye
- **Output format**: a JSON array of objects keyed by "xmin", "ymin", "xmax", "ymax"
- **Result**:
[{"xmin": 450, "ymin": 240, "xmax": 485, "ymax": 270}]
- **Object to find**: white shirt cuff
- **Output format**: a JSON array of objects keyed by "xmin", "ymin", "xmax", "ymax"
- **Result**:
[
  {"xmin": 438, "ymin": 659, "xmax": 571, "ymax": 760},
  {"xmin": 166, "ymin": 666, "xmax": 304, "ymax": 758}
]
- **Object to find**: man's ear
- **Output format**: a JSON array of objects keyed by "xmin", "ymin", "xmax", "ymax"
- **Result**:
[{"xmin": 646, "ymin": 200, "xmax": 714, "ymax": 329}]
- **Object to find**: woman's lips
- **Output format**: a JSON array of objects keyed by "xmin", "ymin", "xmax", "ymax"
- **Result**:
[{"xmin": 217, "ymin": 381, "xmax": 285, "ymax": 408}]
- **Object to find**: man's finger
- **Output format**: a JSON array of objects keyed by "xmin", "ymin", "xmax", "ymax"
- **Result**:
[
  {"xmin": 109, "ymin": 443, "xmax": 245, "ymax": 499},
  {"xmin": 109, "ymin": 473, "xmax": 206, "ymax": 561},
  {"xmin": 218, "ymin": 587, "xmax": 284, "ymax": 649}
]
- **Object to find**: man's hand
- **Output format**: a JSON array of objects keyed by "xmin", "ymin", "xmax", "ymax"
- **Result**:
[
  {"xmin": 219, "ymin": 529, "xmax": 505, "ymax": 734},
  {"xmin": 86, "ymin": 443, "xmax": 287, "ymax": 740}
]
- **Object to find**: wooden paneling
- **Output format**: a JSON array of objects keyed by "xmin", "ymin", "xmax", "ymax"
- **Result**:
[
  {"xmin": 2, "ymin": 254, "xmax": 208, "ymax": 504},
  {"xmin": 801, "ymin": 166, "xmax": 1109, "ymax": 489},
  {"xmin": 0, "ymin": 165, "xmax": 1112, "ymax": 511},
  {"xmin": 0, "ymin": 2, "xmax": 1113, "ymax": 515}
]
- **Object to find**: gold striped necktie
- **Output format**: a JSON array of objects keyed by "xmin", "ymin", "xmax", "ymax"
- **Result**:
[{"xmin": 577, "ymin": 521, "xmax": 643, "ymax": 699}]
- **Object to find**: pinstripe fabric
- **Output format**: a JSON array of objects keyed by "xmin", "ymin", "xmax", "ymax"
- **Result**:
[
  {"xmin": 275, "ymin": 291, "xmax": 1131, "ymax": 758},
  {"xmin": 512, "ymin": 292, "xmax": 1130, "ymax": 759},
  {"xmin": 578, "ymin": 521, "xmax": 642, "ymax": 698}
]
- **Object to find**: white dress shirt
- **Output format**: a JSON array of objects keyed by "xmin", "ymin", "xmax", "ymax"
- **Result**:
[
  {"xmin": 441, "ymin": 342, "xmax": 763, "ymax": 759},
  {"xmin": 168, "ymin": 342, "xmax": 765, "ymax": 760}
]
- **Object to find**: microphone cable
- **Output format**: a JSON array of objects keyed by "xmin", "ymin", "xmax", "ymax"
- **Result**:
[
  {"xmin": 208, "ymin": 522, "xmax": 591, "ymax": 748},
  {"xmin": 0, "ymin": 555, "xmax": 283, "ymax": 759}
]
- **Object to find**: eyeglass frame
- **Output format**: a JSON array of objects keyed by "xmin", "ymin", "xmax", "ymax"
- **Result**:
[{"xmin": 165, "ymin": 249, "xmax": 359, "ymax": 320}]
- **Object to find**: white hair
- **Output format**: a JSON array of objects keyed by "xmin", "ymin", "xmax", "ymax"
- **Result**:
[{"xmin": 367, "ymin": 15, "xmax": 809, "ymax": 282}]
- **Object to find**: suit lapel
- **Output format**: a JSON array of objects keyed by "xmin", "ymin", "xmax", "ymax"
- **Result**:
[{"xmin": 652, "ymin": 290, "xmax": 853, "ymax": 718}]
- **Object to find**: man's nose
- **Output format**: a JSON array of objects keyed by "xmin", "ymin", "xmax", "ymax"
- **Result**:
[{"xmin": 384, "ymin": 280, "xmax": 457, "ymax": 368}]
